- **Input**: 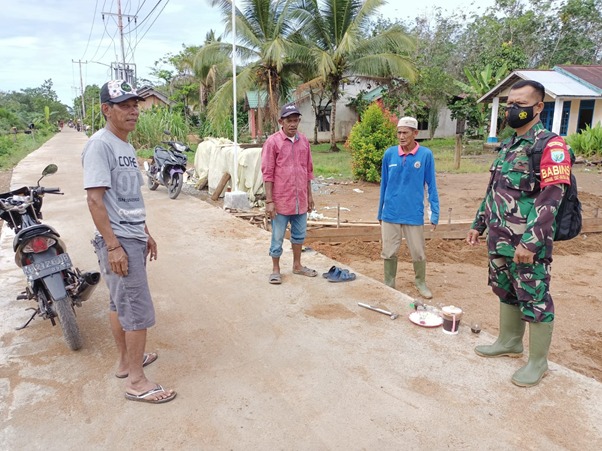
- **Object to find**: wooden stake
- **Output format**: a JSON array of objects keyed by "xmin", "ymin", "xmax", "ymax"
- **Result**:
[
  {"xmin": 454, "ymin": 134, "xmax": 462, "ymax": 169},
  {"xmin": 211, "ymin": 173, "xmax": 231, "ymax": 201}
]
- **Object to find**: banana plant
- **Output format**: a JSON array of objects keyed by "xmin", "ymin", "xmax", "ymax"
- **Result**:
[{"xmin": 452, "ymin": 63, "xmax": 509, "ymax": 138}]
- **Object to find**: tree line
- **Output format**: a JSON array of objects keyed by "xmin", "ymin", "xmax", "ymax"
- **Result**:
[
  {"xmin": 145, "ymin": 0, "xmax": 601, "ymax": 148},
  {"xmin": 4, "ymin": 0, "xmax": 600, "ymax": 151}
]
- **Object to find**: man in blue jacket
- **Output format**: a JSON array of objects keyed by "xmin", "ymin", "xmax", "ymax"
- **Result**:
[{"xmin": 378, "ymin": 116, "xmax": 439, "ymax": 299}]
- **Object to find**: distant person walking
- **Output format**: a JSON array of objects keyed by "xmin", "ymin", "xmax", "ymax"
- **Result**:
[
  {"xmin": 82, "ymin": 80, "xmax": 176, "ymax": 403},
  {"xmin": 378, "ymin": 116, "xmax": 439, "ymax": 299},
  {"xmin": 261, "ymin": 103, "xmax": 316, "ymax": 285}
]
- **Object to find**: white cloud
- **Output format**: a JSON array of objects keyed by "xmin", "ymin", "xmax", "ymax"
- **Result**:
[{"xmin": 0, "ymin": 0, "xmax": 493, "ymax": 106}]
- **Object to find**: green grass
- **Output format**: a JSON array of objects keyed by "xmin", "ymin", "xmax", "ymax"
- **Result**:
[
  {"xmin": 310, "ymin": 138, "xmax": 494, "ymax": 181},
  {"xmin": 0, "ymin": 131, "xmax": 56, "ymax": 170},
  {"xmin": 311, "ymin": 143, "xmax": 354, "ymax": 179},
  {"xmin": 423, "ymin": 138, "xmax": 495, "ymax": 173},
  {"xmin": 137, "ymin": 148, "xmax": 154, "ymax": 159}
]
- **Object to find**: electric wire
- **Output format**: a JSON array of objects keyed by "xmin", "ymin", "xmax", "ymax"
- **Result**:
[
  {"xmin": 134, "ymin": 0, "xmax": 149, "ymax": 15},
  {"xmin": 131, "ymin": 0, "xmax": 170, "ymax": 48},
  {"xmin": 123, "ymin": 0, "xmax": 165, "ymax": 35},
  {"xmin": 79, "ymin": 0, "xmax": 101, "ymax": 60},
  {"xmin": 88, "ymin": 0, "xmax": 111, "ymax": 63}
]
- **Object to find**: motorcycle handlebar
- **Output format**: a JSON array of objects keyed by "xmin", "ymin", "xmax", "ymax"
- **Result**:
[{"xmin": 42, "ymin": 187, "xmax": 63, "ymax": 194}]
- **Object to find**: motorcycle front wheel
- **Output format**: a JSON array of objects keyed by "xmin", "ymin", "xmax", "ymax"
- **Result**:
[
  {"xmin": 167, "ymin": 172, "xmax": 183, "ymax": 199},
  {"xmin": 53, "ymin": 296, "xmax": 83, "ymax": 351},
  {"xmin": 147, "ymin": 172, "xmax": 159, "ymax": 191}
]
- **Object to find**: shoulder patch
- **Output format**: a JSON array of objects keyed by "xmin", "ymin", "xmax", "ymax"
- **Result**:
[
  {"xmin": 546, "ymin": 137, "xmax": 567, "ymax": 148},
  {"xmin": 540, "ymin": 136, "xmax": 571, "ymax": 187},
  {"xmin": 550, "ymin": 150, "xmax": 566, "ymax": 163}
]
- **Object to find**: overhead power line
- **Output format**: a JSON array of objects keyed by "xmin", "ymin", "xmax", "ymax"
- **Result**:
[{"xmin": 80, "ymin": 0, "xmax": 101, "ymax": 61}]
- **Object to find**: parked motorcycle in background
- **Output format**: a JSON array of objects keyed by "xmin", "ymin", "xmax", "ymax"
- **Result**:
[
  {"xmin": 144, "ymin": 131, "xmax": 192, "ymax": 199},
  {"xmin": 0, "ymin": 164, "xmax": 100, "ymax": 351}
]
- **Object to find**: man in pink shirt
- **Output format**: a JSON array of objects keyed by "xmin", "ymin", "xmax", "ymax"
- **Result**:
[{"xmin": 261, "ymin": 103, "xmax": 316, "ymax": 284}]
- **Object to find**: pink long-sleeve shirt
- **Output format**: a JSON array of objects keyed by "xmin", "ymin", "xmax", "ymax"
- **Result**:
[{"xmin": 261, "ymin": 129, "xmax": 314, "ymax": 215}]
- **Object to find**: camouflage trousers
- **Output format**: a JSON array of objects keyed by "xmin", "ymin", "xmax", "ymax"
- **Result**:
[{"xmin": 488, "ymin": 255, "xmax": 554, "ymax": 323}]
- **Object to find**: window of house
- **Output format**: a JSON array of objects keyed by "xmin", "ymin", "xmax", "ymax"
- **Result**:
[
  {"xmin": 417, "ymin": 116, "xmax": 428, "ymax": 131},
  {"xmin": 540, "ymin": 101, "xmax": 571, "ymax": 136},
  {"xmin": 560, "ymin": 101, "xmax": 571, "ymax": 135},
  {"xmin": 317, "ymin": 107, "xmax": 331, "ymax": 132}
]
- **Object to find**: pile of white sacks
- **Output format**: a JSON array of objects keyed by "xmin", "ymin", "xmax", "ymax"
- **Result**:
[{"xmin": 193, "ymin": 137, "xmax": 264, "ymax": 202}]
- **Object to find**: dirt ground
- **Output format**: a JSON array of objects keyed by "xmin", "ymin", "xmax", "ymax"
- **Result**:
[
  {"xmin": 2, "ymin": 163, "xmax": 601, "ymax": 386},
  {"xmin": 307, "ymin": 167, "xmax": 602, "ymax": 383}
]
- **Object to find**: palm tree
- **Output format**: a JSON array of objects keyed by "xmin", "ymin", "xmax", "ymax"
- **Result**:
[
  {"xmin": 194, "ymin": 31, "xmax": 228, "ymax": 113},
  {"xmin": 197, "ymin": 0, "xmax": 305, "ymax": 134},
  {"xmin": 292, "ymin": 0, "xmax": 417, "ymax": 151}
]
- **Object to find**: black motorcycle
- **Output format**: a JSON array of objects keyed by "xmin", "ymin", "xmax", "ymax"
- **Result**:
[
  {"xmin": 144, "ymin": 131, "xmax": 192, "ymax": 199},
  {"xmin": 0, "ymin": 164, "xmax": 100, "ymax": 351}
]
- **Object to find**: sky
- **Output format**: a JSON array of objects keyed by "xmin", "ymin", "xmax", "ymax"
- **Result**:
[{"xmin": 0, "ymin": 0, "xmax": 495, "ymax": 107}]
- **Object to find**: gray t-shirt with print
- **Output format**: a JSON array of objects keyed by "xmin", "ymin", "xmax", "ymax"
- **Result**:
[{"xmin": 82, "ymin": 128, "xmax": 147, "ymax": 241}]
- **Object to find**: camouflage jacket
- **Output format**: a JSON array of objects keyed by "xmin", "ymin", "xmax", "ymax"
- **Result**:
[{"xmin": 471, "ymin": 122, "xmax": 571, "ymax": 259}]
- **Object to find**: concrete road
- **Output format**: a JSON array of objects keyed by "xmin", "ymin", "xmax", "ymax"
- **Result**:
[{"xmin": 1, "ymin": 128, "xmax": 601, "ymax": 450}]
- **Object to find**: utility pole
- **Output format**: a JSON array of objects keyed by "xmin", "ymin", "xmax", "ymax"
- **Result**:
[
  {"xmin": 102, "ymin": 2, "xmax": 137, "ymax": 83},
  {"xmin": 117, "ymin": 0, "xmax": 127, "ymax": 74},
  {"xmin": 72, "ymin": 59, "xmax": 87, "ymax": 122}
]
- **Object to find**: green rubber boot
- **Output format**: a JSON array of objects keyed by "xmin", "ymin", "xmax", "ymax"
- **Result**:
[
  {"xmin": 475, "ymin": 303, "xmax": 525, "ymax": 358},
  {"xmin": 384, "ymin": 258, "xmax": 398, "ymax": 288},
  {"xmin": 412, "ymin": 261, "xmax": 432, "ymax": 299},
  {"xmin": 512, "ymin": 321, "xmax": 554, "ymax": 387}
]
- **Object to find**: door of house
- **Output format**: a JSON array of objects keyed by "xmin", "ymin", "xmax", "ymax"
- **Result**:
[{"xmin": 577, "ymin": 100, "xmax": 595, "ymax": 132}]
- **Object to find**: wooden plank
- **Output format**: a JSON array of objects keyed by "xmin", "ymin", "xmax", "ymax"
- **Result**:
[
  {"xmin": 211, "ymin": 173, "xmax": 231, "ymax": 201},
  {"xmin": 300, "ymin": 217, "xmax": 602, "ymax": 243},
  {"xmin": 232, "ymin": 212, "xmax": 266, "ymax": 218},
  {"xmin": 581, "ymin": 217, "xmax": 602, "ymax": 234}
]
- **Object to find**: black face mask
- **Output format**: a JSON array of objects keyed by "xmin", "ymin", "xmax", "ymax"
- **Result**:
[{"xmin": 506, "ymin": 103, "xmax": 538, "ymax": 129}]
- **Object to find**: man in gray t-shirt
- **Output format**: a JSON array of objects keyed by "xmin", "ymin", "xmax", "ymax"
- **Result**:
[{"xmin": 82, "ymin": 80, "xmax": 176, "ymax": 404}]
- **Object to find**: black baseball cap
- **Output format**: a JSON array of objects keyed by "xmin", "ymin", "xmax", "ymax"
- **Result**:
[{"xmin": 280, "ymin": 103, "xmax": 301, "ymax": 118}]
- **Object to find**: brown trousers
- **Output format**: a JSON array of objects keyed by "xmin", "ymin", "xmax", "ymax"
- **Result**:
[{"xmin": 380, "ymin": 221, "xmax": 426, "ymax": 262}]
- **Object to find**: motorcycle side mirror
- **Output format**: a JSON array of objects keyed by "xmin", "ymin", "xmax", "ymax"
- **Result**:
[
  {"xmin": 38, "ymin": 164, "xmax": 58, "ymax": 185},
  {"xmin": 163, "ymin": 130, "xmax": 171, "ymax": 135},
  {"xmin": 42, "ymin": 164, "xmax": 58, "ymax": 176}
]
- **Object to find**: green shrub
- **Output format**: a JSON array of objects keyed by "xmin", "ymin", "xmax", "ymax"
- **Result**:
[
  {"xmin": 566, "ymin": 123, "xmax": 602, "ymax": 158},
  {"xmin": 129, "ymin": 107, "xmax": 190, "ymax": 152},
  {"xmin": 346, "ymin": 103, "xmax": 397, "ymax": 182}
]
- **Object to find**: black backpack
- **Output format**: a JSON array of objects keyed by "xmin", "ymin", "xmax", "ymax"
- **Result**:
[{"xmin": 526, "ymin": 131, "xmax": 582, "ymax": 241}]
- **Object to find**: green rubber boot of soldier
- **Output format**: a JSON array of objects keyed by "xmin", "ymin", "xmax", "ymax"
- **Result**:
[
  {"xmin": 475, "ymin": 302, "xmax": 525, "ymax": 358},
  {"xmin": 384, "ymin": 258, "xmax": 398, "ymax": 289},
  {"xmin": 511, "ymin": 321, "xmax": 554, "ymax": 387},
  {"xmin": 413, "ymin": 261, "xmax": 432, "ymax": 299}
]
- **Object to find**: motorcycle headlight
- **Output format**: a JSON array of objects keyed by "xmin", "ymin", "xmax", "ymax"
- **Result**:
[{"xmin": 174, "ymin": 142, "xmax": 186, "ymax": 152}]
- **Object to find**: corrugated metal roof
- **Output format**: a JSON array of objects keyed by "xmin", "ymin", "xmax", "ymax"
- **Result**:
[
  {"xmin": 246, "ymin": 90, "xmax": 268, "ymax": 108},
  {"xmin": 555, "ymin": 65, "xmax": 602, "ymax": 93},
  {"xmin": 479, "ymin": 69, "xmax": 600, "ymax": 103},
  {"xmin": 363, "ymin": 86, "xmax": 386, "ymax": 102}
]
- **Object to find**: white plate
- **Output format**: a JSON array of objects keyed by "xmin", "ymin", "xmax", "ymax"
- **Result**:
[{"xmin": 408, "ymin": 311, "xmax": 443, "ymax": 328}]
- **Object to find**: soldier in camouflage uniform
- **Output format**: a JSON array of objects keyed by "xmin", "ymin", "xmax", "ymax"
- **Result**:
[{"xmin": 466, "ymin": 80, "xmax": 572, "ymax": 387}]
